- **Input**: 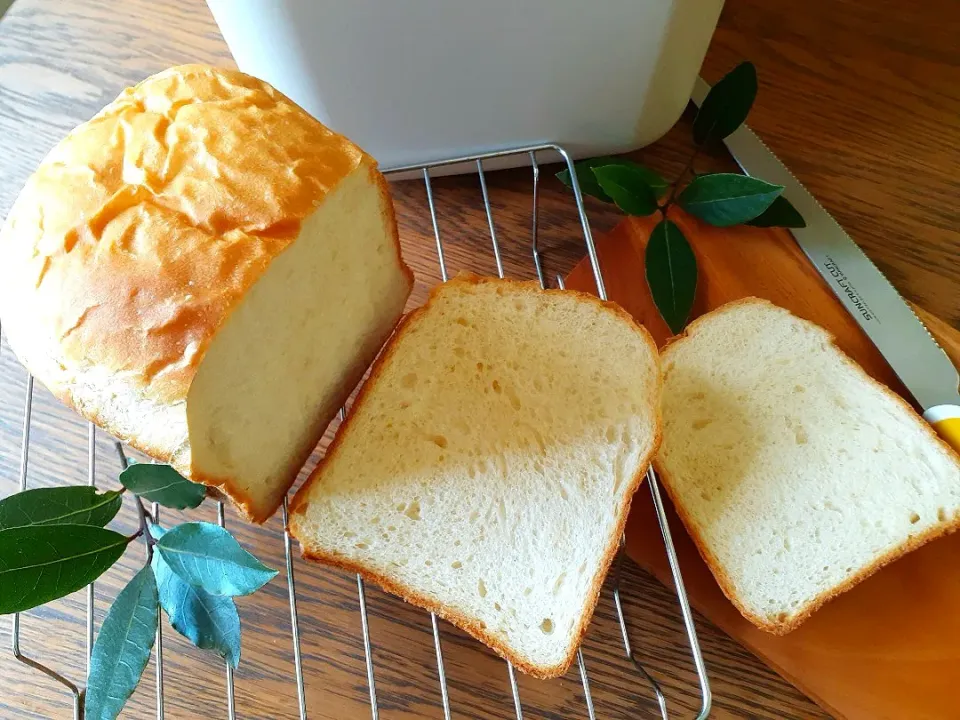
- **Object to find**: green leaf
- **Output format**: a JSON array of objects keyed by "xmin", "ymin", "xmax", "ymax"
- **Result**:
[
  {"xmin": 693, "ymin": 61, "xmax": 758, "ymax": 145},
  {"xmin": 0, "ymin": 525, "xmax": 129, "ymax": 614},
  {"xmin": 645, "ymin": 219, "xmax": 697, "ymax": 334},
  {"xmin": 0, "ymin": 486, "xmax": 123, "ymax": 530},
  {"xmin": 591, "ymin": 165, "xmax": 660, "ymax": 217},
  {"xmin": 678, "ymin": 173, "xmax": 783, "ymax": 227},
  {"xmin": 557, "ymin": 157, "xmax": 668, "ymax": 202},
  {"xmin": 155, "ymin": 522, "xmax": 277, "ymax": 597},
  {"xmin": 85, "ymin": 565, "xmax": 158, "ymax": 720},
  {"xmin": 745, "ymin": 195, "xmax": 806, "ymax": 228},
  {"xmin": 150, "ymin": 525, "xmax": 241, "ymax": 668},
  {"xmin": 120, "ymin": 464, "xmax": 206, "ymax": 510}
]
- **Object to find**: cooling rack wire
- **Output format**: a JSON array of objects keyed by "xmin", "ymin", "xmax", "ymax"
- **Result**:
[{"xmin": 4, "ymin": 143, "xmax": 711, "ymax": 719}]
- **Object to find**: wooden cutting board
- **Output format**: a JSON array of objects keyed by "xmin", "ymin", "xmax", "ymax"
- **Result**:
[{"xmin": 566, "ymin": 211, "xmax": 960, "ymax": 720}]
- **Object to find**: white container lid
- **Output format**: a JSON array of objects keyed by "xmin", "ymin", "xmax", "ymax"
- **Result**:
[{"xmin": 207, "ymin": 0, "xmax": 723, "ymax": 171}]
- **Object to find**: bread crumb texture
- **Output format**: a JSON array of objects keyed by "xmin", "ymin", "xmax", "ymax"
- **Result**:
[
  {"xmin": 657, "ymin": 298, "xmax": 960, "ymax": 632},
  {"xmin": 290, "ymin": 276, "xmax": 661, "ymax": 675}
]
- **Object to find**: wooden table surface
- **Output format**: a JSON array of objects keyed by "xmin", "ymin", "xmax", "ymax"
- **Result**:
[{"xmin": 0, "ymin": 1, "xmax": 957, "ymax": 719}]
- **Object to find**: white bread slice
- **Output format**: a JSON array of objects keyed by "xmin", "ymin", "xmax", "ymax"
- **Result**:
[
  {"xmin": 289, "ymin": 274, "xmax": 661, "ymax": 677},
  {"xmin": 0, "ymin": 65, "xmax": 413, "ymax": 521},
  {"xmin": 656, "ymin": 298, "xmax": 960, "ymax": 634}
]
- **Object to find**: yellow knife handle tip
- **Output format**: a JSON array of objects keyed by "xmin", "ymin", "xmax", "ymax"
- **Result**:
[{"xmin": 924, "ymin": 405, "xmax": 960, "ymax": 455}]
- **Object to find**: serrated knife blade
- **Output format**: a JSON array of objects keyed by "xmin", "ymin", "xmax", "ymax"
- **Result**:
[{"xmin": 691, "ymin": 77, "xmax": 960, "ymax": 451}]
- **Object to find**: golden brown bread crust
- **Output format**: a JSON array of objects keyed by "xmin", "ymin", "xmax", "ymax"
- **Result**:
[
  {"xmin": 290, "ymin": 273, "xmax": 662, "ymax": 677},
  {"xmin": 0, "ymin": 64, "xmax": 412, "ymax": 521},
  {"xmin": 655, "ymin": 296, "xmax": 960, "ymax": 634},
  {"xmin": 1, "ymin": 64, "xmax": 370, "ymax": 404},
  {"xmin": 372, "ymin": 165, "xmax": 415, "ymax": 304}
]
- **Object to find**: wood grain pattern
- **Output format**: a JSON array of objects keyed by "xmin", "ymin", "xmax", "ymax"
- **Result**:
[
  {"xmin": 0, "ymin": 0, "xmax": 956, "ymax": 718},
  {"xmin": 567, "ymin": 213, "xmax": 960, "ymax": 720},
  {"xmin": 704, "ymin": 0, "xmax": 960, "ymax": 329}
]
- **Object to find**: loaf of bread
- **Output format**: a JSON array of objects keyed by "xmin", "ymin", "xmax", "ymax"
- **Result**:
[
  {"xmin": 289, "ymin": 274, "xmax": 661, "ymax": 677},
  {"xmin": 656, "ymin": 298, "xmax": 960, "ymax": 633},
  {"xmin": 0, "ymin": 65, "xmax": 413, "ymax": 522}
]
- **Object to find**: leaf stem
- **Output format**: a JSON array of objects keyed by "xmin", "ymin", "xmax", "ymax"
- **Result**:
[
  {"xmin": 135, "ymin": 497, "xmax": 155, "ymax": 562},
  {"xmin": 662, "ymin": 143, "xmax": 704, "ymax": 212}
]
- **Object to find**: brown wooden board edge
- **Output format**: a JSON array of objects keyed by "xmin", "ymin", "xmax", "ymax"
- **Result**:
[{"xmin": 565, "ymin": 212, "xmax": 960, "ymax": 720}]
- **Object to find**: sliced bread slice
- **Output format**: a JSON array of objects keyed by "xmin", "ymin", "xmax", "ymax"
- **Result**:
[
  {"xmin": 288, "ymin": 274, "xmax": 661, "ymax": 677},
  {"xmin": 656, "ymin": 298, "xmax": 960, "ymax": 634}
]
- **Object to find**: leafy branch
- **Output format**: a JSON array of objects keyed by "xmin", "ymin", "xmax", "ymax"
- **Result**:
[
  {"xmin": 558, "ymin": 61, "xmax": 805, "ymax": 333},
  {"xmin": 0, "ymin": 445, "xmax": 277, "ymax": 719}
]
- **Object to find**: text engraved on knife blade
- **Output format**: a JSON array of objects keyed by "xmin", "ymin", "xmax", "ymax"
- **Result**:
[{"xmin": 821, "ymin": 255, "xmax": 880, "ymax": 324}]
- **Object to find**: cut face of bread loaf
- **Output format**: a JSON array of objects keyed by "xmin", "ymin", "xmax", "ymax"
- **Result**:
[
  {"xmin": 0, "ymin": 65, "xmax": 413, "ymax": 521},
  {"xmin": 289, "ymin": 275, "xmax": 661, "ymax": 677},
  {"xmin": 656, "ymin": 298, "xmax": 960, "ymax": 633}
]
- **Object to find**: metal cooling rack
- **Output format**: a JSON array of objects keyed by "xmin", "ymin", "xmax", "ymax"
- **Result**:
[{"xmin": 4, "ymin": 143, "xmax": 711, "ymax": 719}]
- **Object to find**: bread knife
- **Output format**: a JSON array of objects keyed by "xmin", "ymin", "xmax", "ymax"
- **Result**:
[{"xmin": 691, "ymin": 77, "xmax": 960, "ymax": 453}]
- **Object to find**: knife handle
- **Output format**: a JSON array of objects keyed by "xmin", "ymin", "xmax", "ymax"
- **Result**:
[{"xmin": 924, "ymin": 405, "xmax": 960, "ymax": 455}]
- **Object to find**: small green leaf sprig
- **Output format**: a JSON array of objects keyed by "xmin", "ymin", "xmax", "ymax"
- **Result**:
[
  {"xmin": 0, "ymin": 446, "xmax": 277, "ymax": 720},
  {"xmin": 558, "ymin": 61, "xmax": 805, "ymax": 333}
]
